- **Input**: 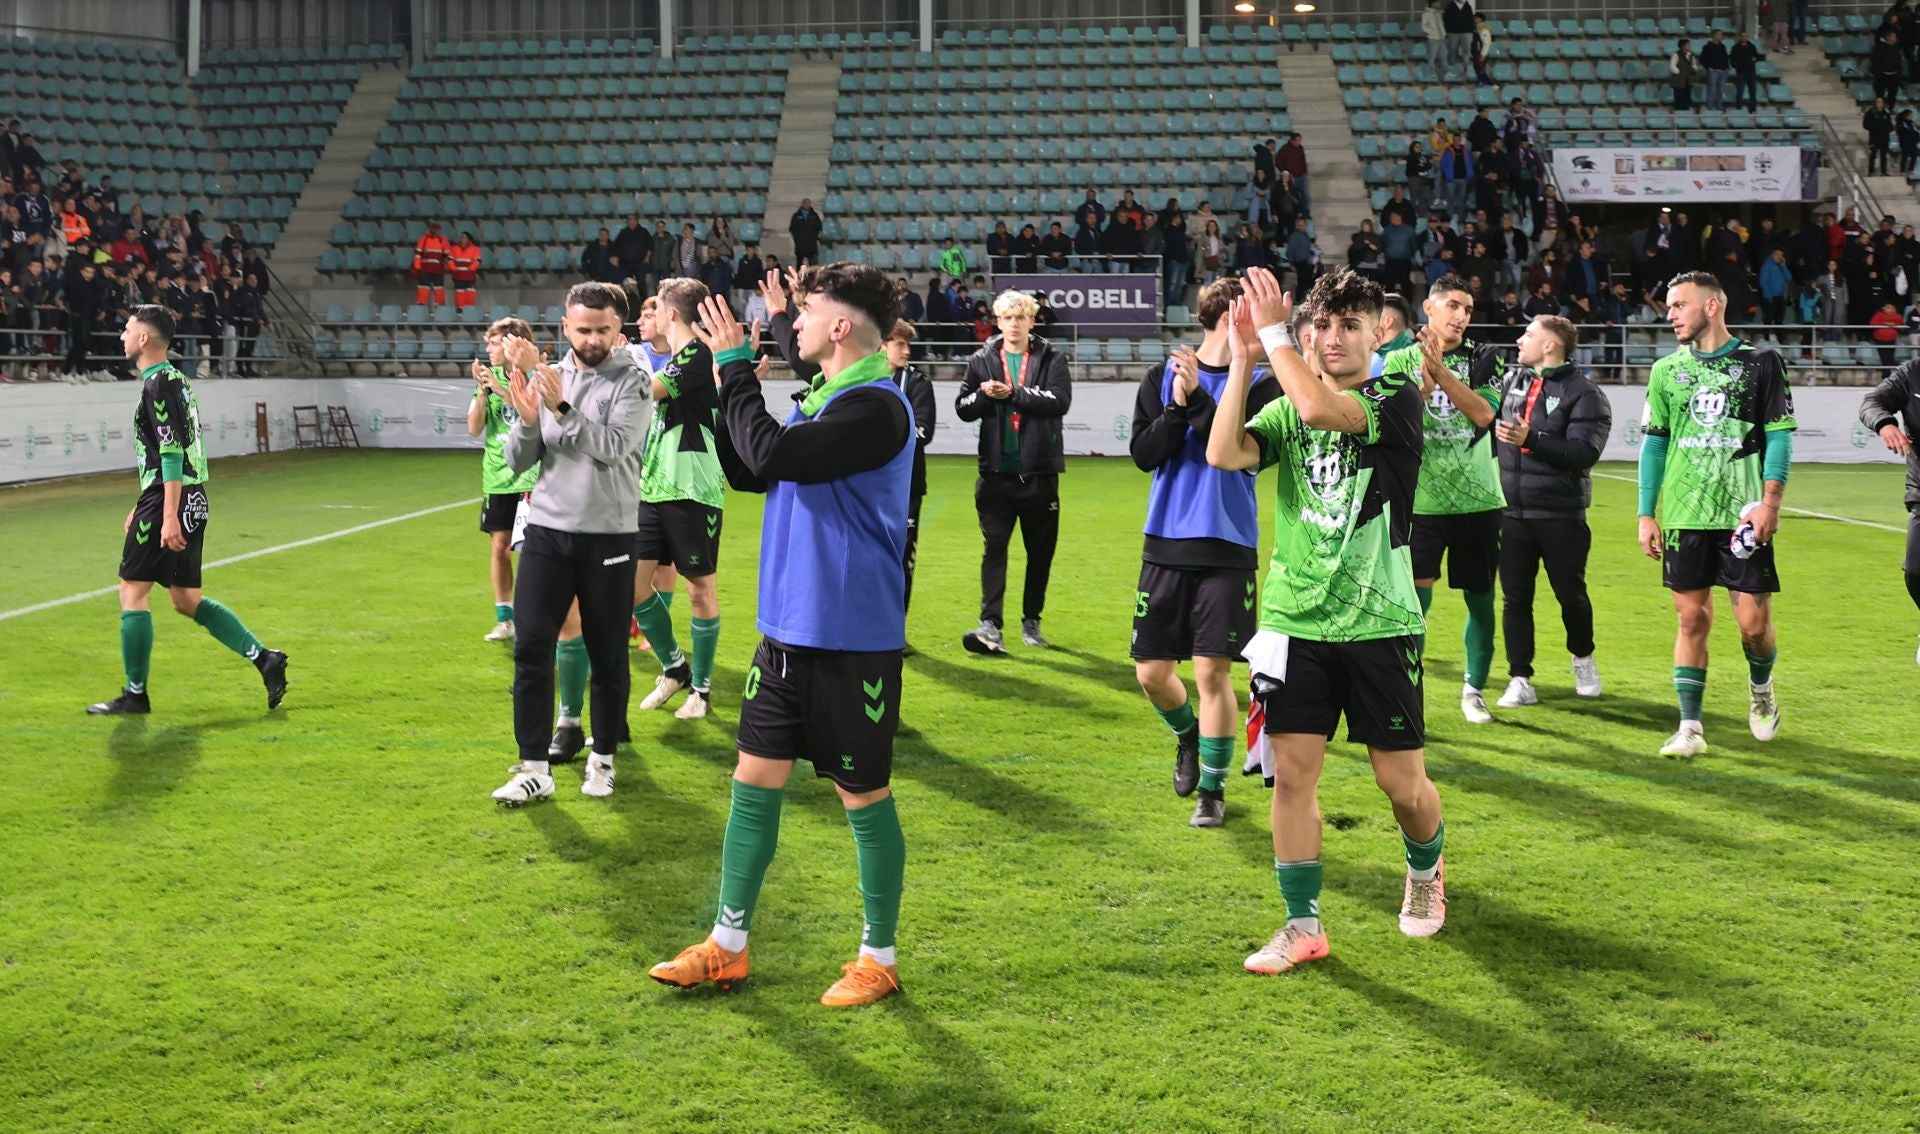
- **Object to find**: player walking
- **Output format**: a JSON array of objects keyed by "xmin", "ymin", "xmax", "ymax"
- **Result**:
[
  {"xmin": 650, "ymin": 266, "xmax": 915, "ymax": 1006},
  {"xmin": 1858, "ymin": 356, "xmax": 1920, "ymax": 663},
  {"xmin": 1130, "ymin": 277, "xmax": 1278, "ymax": 828},
  {"xmin": 470, "ymin": 317, "xmax": 541, "ymax": 642},
  {"xmin": 1638, "ymin": 272, "xmax": 1795, "ymax": 758},
  {"xmin": 1207, "ymin": 267, "xmax": 1446, "ymax": 975},
  {"xmin": 87, "ymin": 306, "xmax": 289, "ymax": 715}
]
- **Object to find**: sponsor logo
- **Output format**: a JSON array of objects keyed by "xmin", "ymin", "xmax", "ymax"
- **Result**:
[
  {"xmin": 368, "ymin": 409, "xmax": 385, "ymax": 436},
  {"xmin": 1113, "ymin": 415, "xmax": 1130, "ymax": 441},
  {"xmin": 62, "ymin": 427, "xmax": 74, "ymax": 457},
  {"xmin": 1571, "ymin": 156, "xmax": 1597, "ymax": 171},
  {"xmin": 1688, "ymin": 388, "xmax": 1729, "ymax": 429},
  {"xmin": 182, "ymin": 489, "xmax": 209, "ymax": 533},
  {"xmin": 743, "ymin": 665, "xmax": 762, "ymax": 700},
  {"xmin": 1851, "ymin": 422, "xmax": 1872, "ymax": 449},
  {"xmin": 433, "ymin": 409, "xmax": 448, "ymax": 435},
  {"xmin": 602, "ymin": 554, "xmax": 631, "ymax": 566}
]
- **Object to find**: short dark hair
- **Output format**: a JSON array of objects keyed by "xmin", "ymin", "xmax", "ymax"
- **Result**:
[
  {"xmin": 1430, "ymin": 273, "xmax": 1474, "ymax": 299},
  {"xmin": 656, "ymin": 277, "xmax": 708, "ymax": 323},
  {"xmin": 1197, "ymin": 276, "xmax": 1243, "ymax": 330},
  {"xmin": 565, "ymin": 281, "xmax": 629, "ymax": 321},
  {"xmin": 799, "ymin": 261, "xmax": 901, "ymax": 338},
  {"xmin": 1308, "ymin": 267, "xmax": 1386, "ymax": 320},
  {"xmin": 1667, "ymin": 270, "xmax": 1725, "ymax": 297},
  {"xmin": 1381, "ymin": 292, "xmax": 1412, "ymax": 327},
  {"xmin": 131, "ymin": 304, "xmax": 175, "ymax": 346}
]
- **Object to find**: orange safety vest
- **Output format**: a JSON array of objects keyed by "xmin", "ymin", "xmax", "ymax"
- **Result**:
[
  {"xmin": 61, "ymin": 211, "xmax": 91, "ymax": 245},
  {"xmin": 447, "ymin": 240, "xmax": 482, "ymax": 282},
  {"xmin": 411, "ymin": 231, "xmax": 451, "ymax": 276}
]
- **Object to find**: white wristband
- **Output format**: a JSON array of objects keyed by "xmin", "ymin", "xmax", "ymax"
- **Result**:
[{"xmin": 1258, "ymin": 323, "xmax": 1295, "ymax": 354}]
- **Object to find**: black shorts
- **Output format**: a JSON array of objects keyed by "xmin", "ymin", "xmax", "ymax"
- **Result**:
[
  {"xmin": 479, "ymin": 492, "xmax": 521, "ymax": 533},
  {"xmin": 736, "ymin": 637, "xmax": 903, "ymax": 792},
  {"xmin": 1411, "ymin": 509, "xmax": 1501, "ymax": 590},
  {"xmin": 1254, "ymin": 635, "xmax": 1425, "ymax": 751},
  {"xmin": 1905, "ymin": 504, "xmax": 1920, "ymax": 576},
  {"xmin": 1130, "ymin": 562, "xmax": 1258, "ymax": 661},
  {"xmin": 1662, "ymin": 528, "xmax": 1781, "ymax": 593},
  {"xmin": 635, "ymin": 499, "xmax": 722, "ymax": 578},
  {"xmin": 119, "ymin": 485, "xmax": 209, "ymax": 590}
]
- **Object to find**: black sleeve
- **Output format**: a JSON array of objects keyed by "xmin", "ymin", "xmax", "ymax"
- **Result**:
[
  {"xmin": 717, "ymin": 357, "xmax": 912, "ymax": 486},
  {"xmin": 1010, "ymin": 347, "xmax": 1072, "ymax": 417},
  {"xmin": 954, "ymin": 351, "xmax": 992, "ymax": 422},
  {"xmin": 907, "ymin": 372, "xmax": 937, "ymax": 450},
  {"xmin": 1129, "ymin": 363, "xmax": 1187, "ymax": 472},
  {"xmin": 1244, "ymin": 372, "xmax": 1282, "ymax": 423},
  {"xmin": 768, "ymin": 303, "xmax": 822, "ymax": 384},
  {"xmin": 1860, "ymin": 360, "xmax": 1917, "ymax": 433}
]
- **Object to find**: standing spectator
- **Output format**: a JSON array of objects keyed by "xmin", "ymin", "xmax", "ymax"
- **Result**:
[
  {"xmin": 1762, "ymin": 0, "xmax": 1791, "ymax": 53},
  {"xmin": 60, "ymin": 198, "xmax": 92, "ymax": 247},
  {"xmin": 1039, "ymin": 221, "xmax": 1072, "ymax": 273},
  {"xmin": 1162, "ymin": 213, "xmax": 1192, "ymax": 307},
  {"xmin": 581, "ymin": 227, "xmax": 618, "ymax": 283},
  {"xmin": 986, "ymin": 221, "xmax": 1013, "ymax": 273},
  {"xmin": 1072, "ymin": 212, "xmax": 1101, "ymax": 271},
  {"xmin": 16, "ymin": 178, "xmax": 51, "ymax": 241},
  {"xmin": 1240, "ymin": 168, "xmax": 1275, "ymax": 232},
  {"xmin": 411, "ymin": 219, "xmax": 451, "ymax": 305},
  {"xmin": 1731, "ymin": 31, "xmax": 1762, "ymax": 113},
  {"xmin": 448, "ymin": 230, "xmax": 483, "ymax": 309},
  {"xmin": 0, "ymin": 119, "xmax": 19, "ymax": 184},
  {"xmin": 1013, "ymin": 224, "xmax": 1039, "ymax": 272},
  {"xmin": 1381, "ymin": 215, "xmax": 1418, "ymax": 292},
  {"xmin": 1759, "ymin": 248, "xmax": 1793, "ymax": 325},
  {"xmin": 1671, "ymin": 40, "xmax": 1699, "ymax": 112},
  {"xmin": 613, "ymin": 214, "xmax": 652, "ymax": 290},
  {"xmin": 231, "ymin": 273, "xmax": 266, "ymax": 377},
  {"xmin": 63, "ymin": 260, "xmax": 100, "ymax": 375},
  {"xmin": 1276, "ymin": 133, "xmax": 1310, "ymax": 215},
  {"xmin": 939, "ymin": 236, "xmax": 968, "ymax": 281},
  {"xmin": 1198, "ymin": 218, "xmax": 1227, "ymax": 284},
  {"xmin": 955, "ymin": 289, "xmax": 1071, "ymax": 655},
  {"xmin": 1901, "ymin": 109, "xmax": 1920, "ymax": 174},
  {"xmin": 108, "ymin": 224, "xmax": 147, "ymax": 267},
  {"xmin": 1788, "ymin": 0, "xmax": 1808, "ymax": 44},
  {"xmin": 1285, "ymin": 217, "xmax": 1317, "ymax": 301},
  {"xmin": 1381, "ymin": 185, "xmax": 1417, "ymax": 230},
  {"xmin": 1348, "ymin": 220, "xmax": 1385, "ymax": 282},
  {"xmin": 705, "ymin": 216, "xmax": 737, "ymax": 276},
  {"xmin": 1707, "ymin": 220, "xmax": 1754, "ymax": 319},
  {"xmin": 1253, "ymin": 136, "xmax": 1276, "ymax": 181},
  {"xmin": 1561, "ymin": 240, "xmax": 1604, "ymax": 305},
  {"xmin": 1422, "ymin": 0, "xmax": 1448, "ymax": 80},
  {"xmin": 651, "ymin": 220, "xmax": 676, "ymax": 281},
  {"xmin": 1231, "ymin": 221, "xmax": 1268, "ymax": 272},
  {"xmin": 674, "ymin": 223, "xmax": 700, "ymax": 279},
  {"xmin": 1074, "ymin": 188, "xmax": 1108, "ymax": 233},
  {"xmin": 733, "ymin": 242, "xmax": 764, "ymax": 311},
  {"xmin": 1441, "ymin": 139, "xmax": 1475, "ymax": 225},
  {"xmin": 1873, "ymin": 302, "xmax": 1904, "ymax": 371},
  {"xmin": 1874, "ymin": 29, "xmax": 1905, "ymax": 108},
  {"xmin": 1443, "ymin": 0, "xmax": 1477, "ymax": 81},
  {"xmin": 1472, "ymin": 14, "xmax": 1495, "ymax": 86},
  {"xmin": 697, "ymin": 246, "xmax": 733, "ymax": 303},
  {"xmin": 1700, "ymin": 29, "xmax": 1731, "ymax": 112},
  {"xmin": 1599, "ymin": 281, "xmax": 1633, "ymax": 374},
  {"xmin": 1407, "ymin": 141, "xmax": 1435, "ymax": 209},
  {"xmin": 1465, "ymin": 107, "xmax": 1498, "ymax": 162},
  {"xmin": 1868, "ymin": 98, "xmax": 1897, "ymax": 175},
  {"xmin": 787, "ymin": 198, "xmax": 822, "ymax": 265}
]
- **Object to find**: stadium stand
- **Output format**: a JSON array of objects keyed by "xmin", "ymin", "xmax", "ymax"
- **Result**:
[{"xmin": 319, "ymin": 37, "xmax": 782, "ymax": 280}]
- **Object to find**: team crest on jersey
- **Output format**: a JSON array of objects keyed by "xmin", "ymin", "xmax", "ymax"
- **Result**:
[{"xmin": 1545, "ymin": 396, "xmax": 1561, "ymax": 415}]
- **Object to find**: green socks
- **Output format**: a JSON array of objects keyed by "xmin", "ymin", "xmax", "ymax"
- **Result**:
[
  {"xmin": 1154, "ymin": 698, "xmax": 1198, "ymax": 737},
  {"xmin": 1462, "ymin": 588, "xmax": 1495, "ymax": 691},
  {"xmin": 1744, "ymin": 646, "xmax": 1777, "ymax": 687},
  {"xmin": 494, "ymin": 602, "xmax": 512, "ymax": 623},
  {"xmin": 1198, "ymin": 735, "xmax": 1233, "ymax": 794},
  {"xmin": 690, "ymin": 616, "xmax": 720, "ymax": 693},
  {"xmin": 1675, "ymin": 665, "xmax": 1707, "ymax": 722},
  {"xmin": 192, "ymin": 597, "xmax": 263, "ymax": 661},
  {"xmin": 555, "ymin": 637, "xmax": 589, "ymax": 719},
  {"xmin": 846, "ymin": 794, "xmax": 906, "ymax": 955},
  {"xmin": 712, "ymin": 779, "xmax": 785, "ymax": 950},
  {"xmin": 1275, "ymin": 859, "xmax": 1323, "ymax": 930},
  {"xmin": 1402, "ymin": 819, "xmax": 1445, "ymax": 881},
  {"xmin": 120, "ymin": 610, "xmax": 153, "ymax": 693},
  {"xmin": 633, "ymin": 590, "xmax": 683, "ymax": 669},
  {"xmin": 1415, "ymin": 584, "xmax": 1434, "ymax": 653}
]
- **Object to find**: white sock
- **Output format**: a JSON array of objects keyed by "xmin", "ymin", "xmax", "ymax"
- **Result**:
[
  {"xmin": 1408, "ymin": 864, "xmax": 1439, "ymax": 883},
  {"xmin": 859, "ymin": 944, "xmax": 897, "ymax": 967},
  {"xmin": 1678, "ymin": 719, "xmax": 1703, "ymax": 736},
  {"xmin": 711, "ymin": 924, "xmax": 748, "ymax": 952},
  {"xmin": 1286, "ymin": 916, "xmax": 1323, "ymax": 937},
  {"xmin": 526, "ymin": 760, "xmax": 550, "ymax": 775},
  {"xmin": 557, "ymin": 715, "xmax": 580, "ymax": 728},
  {"xmin": 1751, "ymin": 678, "xmax": 1773, "ymax": 691},
  {"xmin": 590, "ymin": 750, "xmax": 614, "ymax": 766},
  {"xmin": 1462, "ymin": 683, "xmax": 1481, "ymax": 697}
]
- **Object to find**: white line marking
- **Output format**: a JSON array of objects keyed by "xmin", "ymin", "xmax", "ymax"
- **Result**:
[
  {"xmin": 0, "ymin": 497, "xmax": 481, "ymax": 622},
  {"xmin": 1592, "ymin": 472, "xmax": 1903, "ymax": 533}
]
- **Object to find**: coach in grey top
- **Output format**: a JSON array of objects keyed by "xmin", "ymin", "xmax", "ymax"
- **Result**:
[{"xmin": 491, "ymin": 282, "xmax": 653, "ymax": 807}]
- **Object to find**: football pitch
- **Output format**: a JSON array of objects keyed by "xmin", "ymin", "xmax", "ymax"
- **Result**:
[{"xmin": 2, "ymin": 450, "xmax": 1916, "ymax": 1132}]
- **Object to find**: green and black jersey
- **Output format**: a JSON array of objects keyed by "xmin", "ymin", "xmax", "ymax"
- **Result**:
[
  {"xmin": 640, "ymin": 340, "xmax": 726, "ymax": 508},
  {"xmin": 132, "ymin": 360, "xmax": 207, "ymax": 492},
  {"xmin": 1644, "ymin": 339, "xmax": 1796, "ymax": 531},
  {"xmin": 1244, "ymin": 368, "xmax": 1426, "ymax": 643},
  {"xmin": 1381, "ymin": 340, "xmax": 1506, "ymax": 515},
  {"xmin": 480, "ymin": 366, "xmax": 539, "ymax": 495}
]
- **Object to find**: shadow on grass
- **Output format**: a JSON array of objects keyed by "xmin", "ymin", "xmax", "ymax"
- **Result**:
[
  {"xmin": 893, "ymin": 723, "xmax": 1110, "ymax": 842},
  {"xmin": 93, "ymin": 714, "xmax": 250, "ymax": 814},
  {"xmin": 723, "ymin": 995, "xmax": 1050, "ymax": 1134},
  {"xmin": 904, "ymin": 650, "xmax": 1121, "ymax": 717},
  {"xmin": 1023, "ymin": 644, "xmax": 1151, "ymax": 699}
]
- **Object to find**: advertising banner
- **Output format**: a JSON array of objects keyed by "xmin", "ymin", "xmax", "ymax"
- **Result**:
[
  {"xmin": 1, "ymin": 378, "xmax": 1902, "ymax": 484},
  {"xmin": 1550, "ymin": 146, "xmax": 1817, "ymax": 203},
  {"xmin": 992, "ymin": 273, "xmax": 1163, "ymax": 338}
]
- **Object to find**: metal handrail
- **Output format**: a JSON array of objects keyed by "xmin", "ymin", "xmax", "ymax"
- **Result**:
[{"xmin": 1817, "ymin": 112, "xmax": 1883, "ymax": 220}]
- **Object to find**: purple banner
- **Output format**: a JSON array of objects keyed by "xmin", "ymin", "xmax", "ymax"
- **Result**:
[{"xmin": 994, "ymin": 273, "xmax": 1162, "ymax": 338}]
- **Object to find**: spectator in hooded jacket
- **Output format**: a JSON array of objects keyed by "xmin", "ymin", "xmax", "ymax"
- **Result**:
[
  {"xmin": 1440, "ymin": 141, "xmax": 1475, "ymax": 225},
  {"xmin": 1873, "ymin": 28, "xmax": 1904, "ymax": 107}
]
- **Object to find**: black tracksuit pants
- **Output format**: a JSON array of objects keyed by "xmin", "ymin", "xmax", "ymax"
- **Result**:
[
  {"xmin": 511, "ymin": 524, "xmax": 637, "ymax": 761},
  {"xmin": 904, "ymin": 493, "xmax": 923, "ymax": 612},
  {"xmin": 976, "ymin": 472, "xmax": 1059, "ymax": 627},
  {"xmin": 1499, "ymin": 513, "xmax": 1596, "ymax": 678}
]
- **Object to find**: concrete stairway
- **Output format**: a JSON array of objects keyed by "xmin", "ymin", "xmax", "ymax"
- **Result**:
[
  {"xmin": 274, "ymin": 64, "xmax": 407, "ymax": 295},
  {"xmin": 1285, "ymin": 50, "xmax": 1373, "ymax": 262},
  {"xmin": 759, "ymin": 56, "xmax": 840, "ymax": 264},
  {"xmin": 1773, "ymin": 40, "xmax": 1909, "ymax": 212}
]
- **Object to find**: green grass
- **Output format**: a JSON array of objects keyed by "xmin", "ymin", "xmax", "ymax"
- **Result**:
[{"xmin": 2, "ymin": 452, "xmax": 1917, "ymax": 1133}]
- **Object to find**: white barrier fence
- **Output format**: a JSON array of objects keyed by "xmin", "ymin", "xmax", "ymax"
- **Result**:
[{"xmin": 1, "ymin": 377, "xmax": 1904, "ymax": 485}]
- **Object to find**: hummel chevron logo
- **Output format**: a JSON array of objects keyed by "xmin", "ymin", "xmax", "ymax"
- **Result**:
[
  {"xmin": 153, "ymin": 405, "xmax": 170, "ymax": 422},
  {"xmin": 705, "ymin": 513, "xmax": 719, "ymax": 537},
  {"xmin": 1243, "ymin": 580, "xmax": 1257, "ymax": 611},
  {"xmin": 1404, "ymin": 646, "xmax": 1423, "ymax": 688},
  {"xmin": 717, "ymin": 905, "xmax": 747, "ymax": 929},
  {"xmin": 136, "ymin": 520, "xmax": 153, "ymax": 545},
  {"xmin": 862, "ymin": 677, "xmax": 885, "ymax": 722}
]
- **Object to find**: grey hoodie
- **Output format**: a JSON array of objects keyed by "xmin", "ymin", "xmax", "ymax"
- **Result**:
[{"xmin": 505, "ymin": 349, "xmax": 652, "ymax": 533}]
